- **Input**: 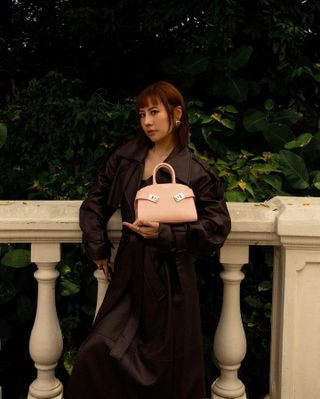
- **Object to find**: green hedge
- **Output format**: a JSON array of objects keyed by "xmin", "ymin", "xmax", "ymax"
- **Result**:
[{"xmin": 0, "ymin": 72, "xmax": 319, "ymax": 398}]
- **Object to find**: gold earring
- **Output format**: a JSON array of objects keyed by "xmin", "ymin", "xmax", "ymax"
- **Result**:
[{"xmin": 175, "ymin": 120, "xmax": 181, "ymax": 126}]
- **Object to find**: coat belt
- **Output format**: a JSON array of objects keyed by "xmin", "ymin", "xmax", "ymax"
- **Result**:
[{"xmin": 109, "ymin": 234, "xmax": 168, "ymax": 360}]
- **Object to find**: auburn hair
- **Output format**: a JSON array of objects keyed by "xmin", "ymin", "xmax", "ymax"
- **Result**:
[{"xmin": 136, "ymin": 81, "xmax": 189, "ymax": 147}]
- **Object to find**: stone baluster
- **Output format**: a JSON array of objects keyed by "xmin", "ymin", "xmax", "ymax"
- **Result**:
[
  {"xmin": 28, "ymin": 243, "xmax": 63, "ymax": 399},
  {"xmin": 212, "ymin": 244, "xmax": 248, "ymax": 399},
  {"xmin": 94, "ymin": 269, "xmax": 109, "ymax": 318}
]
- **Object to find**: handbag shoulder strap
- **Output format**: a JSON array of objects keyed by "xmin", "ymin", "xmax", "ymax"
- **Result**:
[{"xmin": 153, "ymin": 162, "xmax": 176, "ymax": 184}]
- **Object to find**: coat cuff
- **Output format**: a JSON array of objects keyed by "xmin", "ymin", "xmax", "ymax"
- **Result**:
[{"xmin": 84, "ymin": 241, "xmax": 112, "ymax": 261}]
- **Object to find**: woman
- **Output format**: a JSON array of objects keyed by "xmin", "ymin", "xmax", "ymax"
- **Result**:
[{"xmin": 65, "ymin": 81, "xmax": 231, "ymax": 399}]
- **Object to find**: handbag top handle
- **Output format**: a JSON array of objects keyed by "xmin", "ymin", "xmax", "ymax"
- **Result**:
[{"xmin": 152, "ymin": 162, "xmax": 176, "ymax": 184}]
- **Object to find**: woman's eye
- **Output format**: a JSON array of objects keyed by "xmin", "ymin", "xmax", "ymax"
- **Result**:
[
  {"xmin": 151, "ymin": 110, "xmax": 158, "ymax": 115},
  {"xmin": 139, "ymin": 113, "xmax": 145, "ymax": 118}
]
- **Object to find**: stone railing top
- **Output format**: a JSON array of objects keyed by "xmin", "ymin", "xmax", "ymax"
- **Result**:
[
  {"xmin": 0, "ymin": 200, "xmax": 82, "ymax": 243},
  {"xmin": 0, "ymin": 200, "xmax": 81, "ymax": 224},
  {"xmin": 0, "ymin": 196, "xmax": 319, "ymax": 245},
  {"xmin": 269, "ymin": 196, "xmax": 320, "ymax": 238}
]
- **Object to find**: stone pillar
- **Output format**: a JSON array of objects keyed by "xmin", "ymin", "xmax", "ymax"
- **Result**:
[
  {"xmin": 94, "ymin": 269, "xmax": 109, "ymax": 319},
  {"xmin": 212, "ymin": 244, "xmax": 248, "ymax": 399},
  {"xmin": 269, "ymin": 197, "xmax": 320, "ymax": 399},
  {"xmin": 28, "ymin": 243, "xmax": 63, "ymax": 399}
]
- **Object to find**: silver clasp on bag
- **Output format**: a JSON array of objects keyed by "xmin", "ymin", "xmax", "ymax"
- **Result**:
[
  {"xmin": 174, "ymin": 192, "xmax": 185, "ymax": 202},
  {"xmin": 148, "ymin": 194, "xmax": 160, "ymax": 203}
]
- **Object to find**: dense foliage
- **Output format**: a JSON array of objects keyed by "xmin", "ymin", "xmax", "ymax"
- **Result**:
[{"xmin": 0, "ymin": 1, "xmax": 319, "ymax": 398}]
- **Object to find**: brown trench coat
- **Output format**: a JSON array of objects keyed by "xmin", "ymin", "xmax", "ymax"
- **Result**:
[{"xmin": 65, "ymin": 138, "xmax": 231, "ymax": 399}]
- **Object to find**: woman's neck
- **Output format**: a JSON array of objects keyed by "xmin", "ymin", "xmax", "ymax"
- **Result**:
[
  {"xmin": 150, "ymin": 144, "xmax": 174, "ymax": 157},
  {"xmin": 151, "ymin": 138, "xmax": 175, "ymax": 157}
]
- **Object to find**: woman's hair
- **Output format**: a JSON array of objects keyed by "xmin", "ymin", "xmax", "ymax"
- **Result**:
[{"xmin": 136, "ymin": 81, "xmax": 189, "ymax": 147}]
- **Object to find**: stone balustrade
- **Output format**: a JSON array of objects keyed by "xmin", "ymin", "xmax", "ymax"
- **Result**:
[{"xmin": 0, "ymin": 197, "xmax": 320, "ymax": 399}]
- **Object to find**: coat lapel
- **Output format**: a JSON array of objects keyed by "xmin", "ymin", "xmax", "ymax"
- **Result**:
[
  {"xmin": 164, "ymin": 145, "xmax": 192, "ymax": 185},
  {"xmin": 106, "ymin": 140, "xmax": 147, "ymax": 220}
]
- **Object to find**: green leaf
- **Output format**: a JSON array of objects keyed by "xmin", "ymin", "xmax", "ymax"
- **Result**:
[
  {"xmin": 225, "ymin": 105, "xmax": 239, "ymax": 114},
  {"xmin": 206, "ymin": 136, "xmax": 228, "ymax": 156},
  {"xmin": 225, "ymin": 191, "xmax": 247, "ymax": 202},
  {"xmin": 189, "ymin": 112, "xmax": 200, "ymax": 124},
  {"xmin": 244, "ymin": 295, "xmax": 264, "ymax": 309},
  {"xmin": 264, "ymin": 99, "xmax": 275, "ymax": 111},
  {"xmin": 279, "ymin": 150, "xmax": 309, "ymax": 189},
  {"xmin": 243, "ymin": 109, "xmax": 268, "ymax": 132},
  {"xmin": 94, "ymin": 146, "xmax": 105, "ymax": 161},
  {"xmin": 0, "ymin": 123, "xmax": 7, "ymax": 148},
  {"xmin": 258, "ymin": 280, "xmax": 272, "ymax": 292},
  {"xmin": 64, "ymin": 350, "xmax": 77, "ymax": 375},
  {"xmin": 82, "ymin": 303, "xmax": 95, "ymax": 316},
  {"xmin": 226, "ymin": 77, "xmax": 248, "ymax": 102},
  {"xmin": 252, "ymin": 163, "xmax": 280, "ymax": 173},
  {"xmin": 65, "ymin": 148, "xmax": 74, "ymax": 160},
  {"xmin": 1, "ymin": 249, "xmax": 31, "ymax": 268},
  {"xmin": 263, "ymin": 175, "xmax": 283, "ymax": 192},
  {"xmin": 199, "ymin": 115, "xmax": 213, "ymax": 124},
  {"xmin": 226, "ymin": 46, "xmax": 253, "ymax": 70},
  {"xmin": 220, "ymin": 118, "xmax": 236, "ymax": 130},
  {"xmin": 241, "ymin": 149, "xmax": 253, "ymax": 156},
  {"xmin": 263, "ymin": 123, "xmax": 295, "ymax": 151},
  {"xmin": 183, "ymin": 54, "xmax": 210, "ymax": 75},
  {"xmin": 284, "ymin": 133, "xmax": 313, "ymax": 149},
  {"xmin": 244, "ymin": 182, "xmax": 254, "ymax": 196},
  {"xmin": 58, "ymin": 259, "xmax": 72, "ymax": 275},
  {"xmin": 188, "ymin": 100, "xmax": 204, "ymax": 107},
  {"xmin": 314, "ymin": 73, "xmax": 320, "ymax": 82},
  {"xmin": 201, "ymin": 126, "xmax": 212, "ymax": 140},
  {"xmin": 312, "ymin": 171, "xmax": 320, "ymax": 190},
  {"xmin": 59, "ymin": 279, "xmax": 80, "ymax": 296},
  {"xmin": 271, "ymin": 110, "xmax": 303, "ymax": 126},
  {"xmin": 300, "ymin": 132, "xmax": 320, "ymax": 164},
  {"xmin": 188, "ymin": 141, "xmax": 197, "ymax": 152}
]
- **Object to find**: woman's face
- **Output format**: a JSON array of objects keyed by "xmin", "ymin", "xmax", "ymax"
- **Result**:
[{"xmin": 139, "ymin": 100, "xmax": 174, "ymax": 145}]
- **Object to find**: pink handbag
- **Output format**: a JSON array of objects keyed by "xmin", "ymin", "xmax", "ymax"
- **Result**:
[{"xmin": 134, "ymin": 162, "xmax": 198, "ymax": 223}]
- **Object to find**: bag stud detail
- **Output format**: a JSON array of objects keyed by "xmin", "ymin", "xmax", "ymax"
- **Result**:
[
  {"xmin": 148, "ymin": 194, "xmax": 160, "ymax": 203},
  {"xmin": 174, "ymin": 192, "xmax": 185, "ymax": 202}
]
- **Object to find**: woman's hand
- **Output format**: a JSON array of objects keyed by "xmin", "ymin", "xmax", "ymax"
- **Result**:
[
  {"xmin": 94, "ymin": 258, "xmax": 110, "ymax": 281},
  {"xmin": 123, "ymin": 219, "xmax": 159, "ymax": 239}
]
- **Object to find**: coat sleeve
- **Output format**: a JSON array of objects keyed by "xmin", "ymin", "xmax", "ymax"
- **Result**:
[
  {"xmin": 156, "ymin": 166, "xmax": 231, "ymax": 256},
  {"xmin": 79, "ymin": 151, "xmax": 120, "ymax": 261}
]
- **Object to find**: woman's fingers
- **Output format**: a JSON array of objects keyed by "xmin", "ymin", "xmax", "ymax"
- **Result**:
[
  {"xmin": 122, "ymin": 220, "xmax": 159, "ymax": 238},
  {"xmin": 123, "ymin": 221, "xmax": 141, "ymax": 234},
  {"xmin": 93, "ymin": 259, "xmax": 110, "ymax": 281},
  {"xmin": 102, "ymin": 264, "xmax": 111, "ymax": 282},
  {"xmin": 94, "ymin": 259, "xmax": 108, "ymax": 268}
]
